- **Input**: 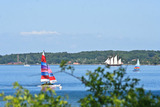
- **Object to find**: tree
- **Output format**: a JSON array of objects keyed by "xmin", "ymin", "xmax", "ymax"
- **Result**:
[
  {"xmin": 0, "ymin": 82, "xmax": 70, "ymax": 107},
  {"xmin": 79, "ymin": 66, "xmax": 160, "ymax": 107},
  {"xmin": 152, "ymin": 55, "xmax": 160, "ymax": 65}
]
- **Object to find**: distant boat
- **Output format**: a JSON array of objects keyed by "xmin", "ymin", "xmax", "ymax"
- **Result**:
[
  {"xmin": 41, "ymin": 51, "xmax": 62, "ymax": 89},
  {"xmin": 24, "ymin": 56, "xmax": 30, "ymax": 67},
  {"xmin": 133, "ymin": 59, "xmax": 140, "ymax": 71},
  {"xmin": 104, "ymin": 55, "xmax": 123, "ymax": 66}
]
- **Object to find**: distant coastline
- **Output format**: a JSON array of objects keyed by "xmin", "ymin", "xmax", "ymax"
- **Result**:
[
  {"xmin": 0, "ymin": 50, "xmax": 160, "ymax": 65},
  {"xmin": 2, "ymin": 64, "xmax": 102, "ymax": 65}
]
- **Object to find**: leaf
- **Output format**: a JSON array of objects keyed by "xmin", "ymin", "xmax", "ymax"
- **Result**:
[
  {"xmin": 13, "ymin": 82, "xmax": 19, "ymax": 88},
  {"xmin": 4, "ymin": 95, "xmax": 14, "ymax": 100}
]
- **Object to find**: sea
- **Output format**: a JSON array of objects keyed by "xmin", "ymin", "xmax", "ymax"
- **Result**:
[{"xmin": 0, "ymin": 65, "xmax": 160, "ymax": 106}]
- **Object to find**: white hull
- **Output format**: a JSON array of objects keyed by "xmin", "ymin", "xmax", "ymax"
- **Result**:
[
  {"xmin": 24, "ymin": 64, "xmax": 30, "ymax": 67},
  {"xmin": 38, "ymin": 84, "xmax": 62, "ymax": 90}
]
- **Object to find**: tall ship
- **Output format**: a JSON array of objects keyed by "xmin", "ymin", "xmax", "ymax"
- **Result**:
[{"xmin": 104, "ymin": 55, "xmax": 123, "ymax": 66}]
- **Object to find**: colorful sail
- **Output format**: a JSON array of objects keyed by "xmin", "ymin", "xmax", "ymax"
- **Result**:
[
  {"xmin": 134, "ymin": 59, "xmax": 140, "ymax": 71},
  {"xmin": 41, "ymin": 51, "xmax": 57, "ymax": 83},
  {"xmin": 41, "ymin": 51, "xmax": 49, "ymax": 82},
  {"xmin": 48, "ymin": 66, "xmax": 57, "ymax": 83}
]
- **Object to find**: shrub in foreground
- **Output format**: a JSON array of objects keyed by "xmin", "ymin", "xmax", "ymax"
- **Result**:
[
  {"xmin": 79, "ymin": 66, "xmax": 160, "ymax": 107},
  {"xmin": 0, "ymin": 82, "xmax": 69, "ymax": 107}
]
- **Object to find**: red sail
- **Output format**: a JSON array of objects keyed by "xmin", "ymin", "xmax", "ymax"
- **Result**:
[
  {"xmin": 41, "ymin": 51, "xmax": 49, "ymax": 82},
  {"xmin": 41, "ymin": 51, "xmax": 57, "ymax": 83},
  {"xmin": 48, "ymin": 66, "xmax": 57, "ymax": 83}
]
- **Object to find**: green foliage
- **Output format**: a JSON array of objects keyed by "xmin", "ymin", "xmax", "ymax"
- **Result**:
[
  {"xmin": 0, "ymin": 50, "xmax": 160, "ymax": 65},
  {"xmin": 60, "ymin": 60, "xmax": 68, "ymax": 72},
  {"xmin": 152, "ymin": 55, "xmax": 160, "ymax": 65},
  {"xmin": 59, "ymin": 60, "xmax": 75, "ymax": 75},
  {"xmin": 0, "ymin": 82, "xmax": 70, "ymax": 107},
  {"xmin": 79, "ymin": 66, "xmax": 160, "ymax": 107}
]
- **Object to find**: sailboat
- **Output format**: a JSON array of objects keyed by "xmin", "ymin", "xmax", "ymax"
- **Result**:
[
  {"xmin": 133, "ymin": 59, "xmax": 140, "ymax": 71},
  {"xmin": 104, "ymin": 55, "xmax": 122, "ymax": 66},
  {"xmin": 24, "ymin": 56, "xmax": 30, "ymax": 67},
  {"xmin": 41, "ymin": 51, "xmax": 62, "ymax": 89}
]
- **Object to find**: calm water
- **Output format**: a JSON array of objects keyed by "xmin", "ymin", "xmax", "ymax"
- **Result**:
[{"xmin": 0, "ymin": 65, "xmax": 160, "ymax": 106}]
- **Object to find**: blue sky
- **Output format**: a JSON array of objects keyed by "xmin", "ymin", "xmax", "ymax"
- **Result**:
[{"xmin": 0, "ymin": 0, "xmax": 160, "ymax": 55}]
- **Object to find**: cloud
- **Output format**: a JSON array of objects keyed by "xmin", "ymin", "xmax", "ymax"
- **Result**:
[{"xmin": 20, "ymin": 31, "xmax": 60, "ymax": 35}]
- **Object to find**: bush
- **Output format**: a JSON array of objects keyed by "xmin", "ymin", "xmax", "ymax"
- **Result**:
[
  {"xmin": 0, "ymin": 82, "xmax": 70, "ymax": 107},
  {"xmin": 79, "ymin": 66, "xmax": 160, "ymax": 107}
]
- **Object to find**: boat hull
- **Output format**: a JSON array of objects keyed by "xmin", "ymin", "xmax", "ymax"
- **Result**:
[
  {"xmin": 133, "ymin": 70, "xmax": 140, "ymax": 72},
  {"xmin": 24, "ymin": 64, "xmax": 30, "ymax": 67},
  {"xmin": 107, "ymin": 64, "xmax": 122, "ymax": 66},
  {"xmin": 38, "ymin": 84, "xmax": 62, "ymax": 90}
]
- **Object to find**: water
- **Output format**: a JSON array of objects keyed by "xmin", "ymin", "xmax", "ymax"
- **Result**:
[{"xmin": 0, "ymin": 65, "xmax": 160, "ymax": 106}]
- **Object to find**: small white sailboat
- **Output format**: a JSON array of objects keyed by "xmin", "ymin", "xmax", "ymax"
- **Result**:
[
  {"xmin": 40, "ymin": 51, "xmax": 62, "ymax": 90},
  {"xmin": 105, "ymin": 55, "xmax": 123, "ymax": 66},
  {"xmin": 133, "ymin": 59, "xmax": 140, "ymax": 71},
  {"xmin": 24, "ymin": 56, "xmax": 30, "ymax": 67}
]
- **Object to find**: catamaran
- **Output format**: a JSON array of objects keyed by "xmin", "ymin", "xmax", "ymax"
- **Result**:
[
  {"xmin": 133, "ymin": 59, "xmax": 140, "ymax": 71},
  {"xmin": 104, "ymin": 55, "xmax": 123, "ymax": 66},
  {"xmin": 41, "ymin": 51, "xmax": 62, "ymax": 89}
]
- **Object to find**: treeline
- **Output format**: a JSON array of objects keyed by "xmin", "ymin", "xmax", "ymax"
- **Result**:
[{"xmin": 0, "ymin": 50, "xmax": 160, "ymax": 65}]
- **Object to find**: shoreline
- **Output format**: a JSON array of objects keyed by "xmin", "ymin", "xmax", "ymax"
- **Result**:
[{"xmin": 0, "ymin": 64, "xmax": 160, "ymax": 66}]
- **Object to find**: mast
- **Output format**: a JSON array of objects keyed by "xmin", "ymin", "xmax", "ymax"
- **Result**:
[
  {"xmin": 17, "ymin": 54, "xmax": 19, "ymax": 62},
  {"xmin": 25, "ymin": 56, "xmax": 27, "ymax": 64}
]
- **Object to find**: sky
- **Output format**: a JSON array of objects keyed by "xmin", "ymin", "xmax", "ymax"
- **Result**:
[{"xmin": 0, "ymin": 0, "xmax": 160, "ymax": 55}]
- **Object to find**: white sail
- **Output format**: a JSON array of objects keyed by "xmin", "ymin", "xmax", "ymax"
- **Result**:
[
  {"xmin": 110, "ymin": 57, "xmax": 114, "ymax": 64},
  {"xmin": 114, "ymin": 55, "xmax": 118, "ymax": 64},
  {"xmin": 136, "ymin": 59, "xmax": 140, "ymax": 66},
  {"xmin": 118, "ymin": 59, "xmax": 121, "ymax": 64},
  {"xmin": 104, "ymin": 55, "xmax": 123, "ymax": 66},
  {"xmin": 42, "ymin": 51, "xmax": 45, "ymax": 56},
  {"xmin": 105, "ymin": 58, "xmax": 110, "ymax": 64}
]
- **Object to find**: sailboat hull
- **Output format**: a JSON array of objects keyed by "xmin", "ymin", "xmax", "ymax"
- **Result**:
[
  {"xmin": 24, "ymin": 64, "xmax": 30, "ymax": 67},
  {"xmin": 107, "ymin": 64, "xmax": 122, "ymax": 66},
  {"xmin": 38, "ymin": 84, "xmax": 62, "ymax": 90},
  {"xmin": 133, "ymin": 69, "xmax": 140, "ymax": 72}
]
